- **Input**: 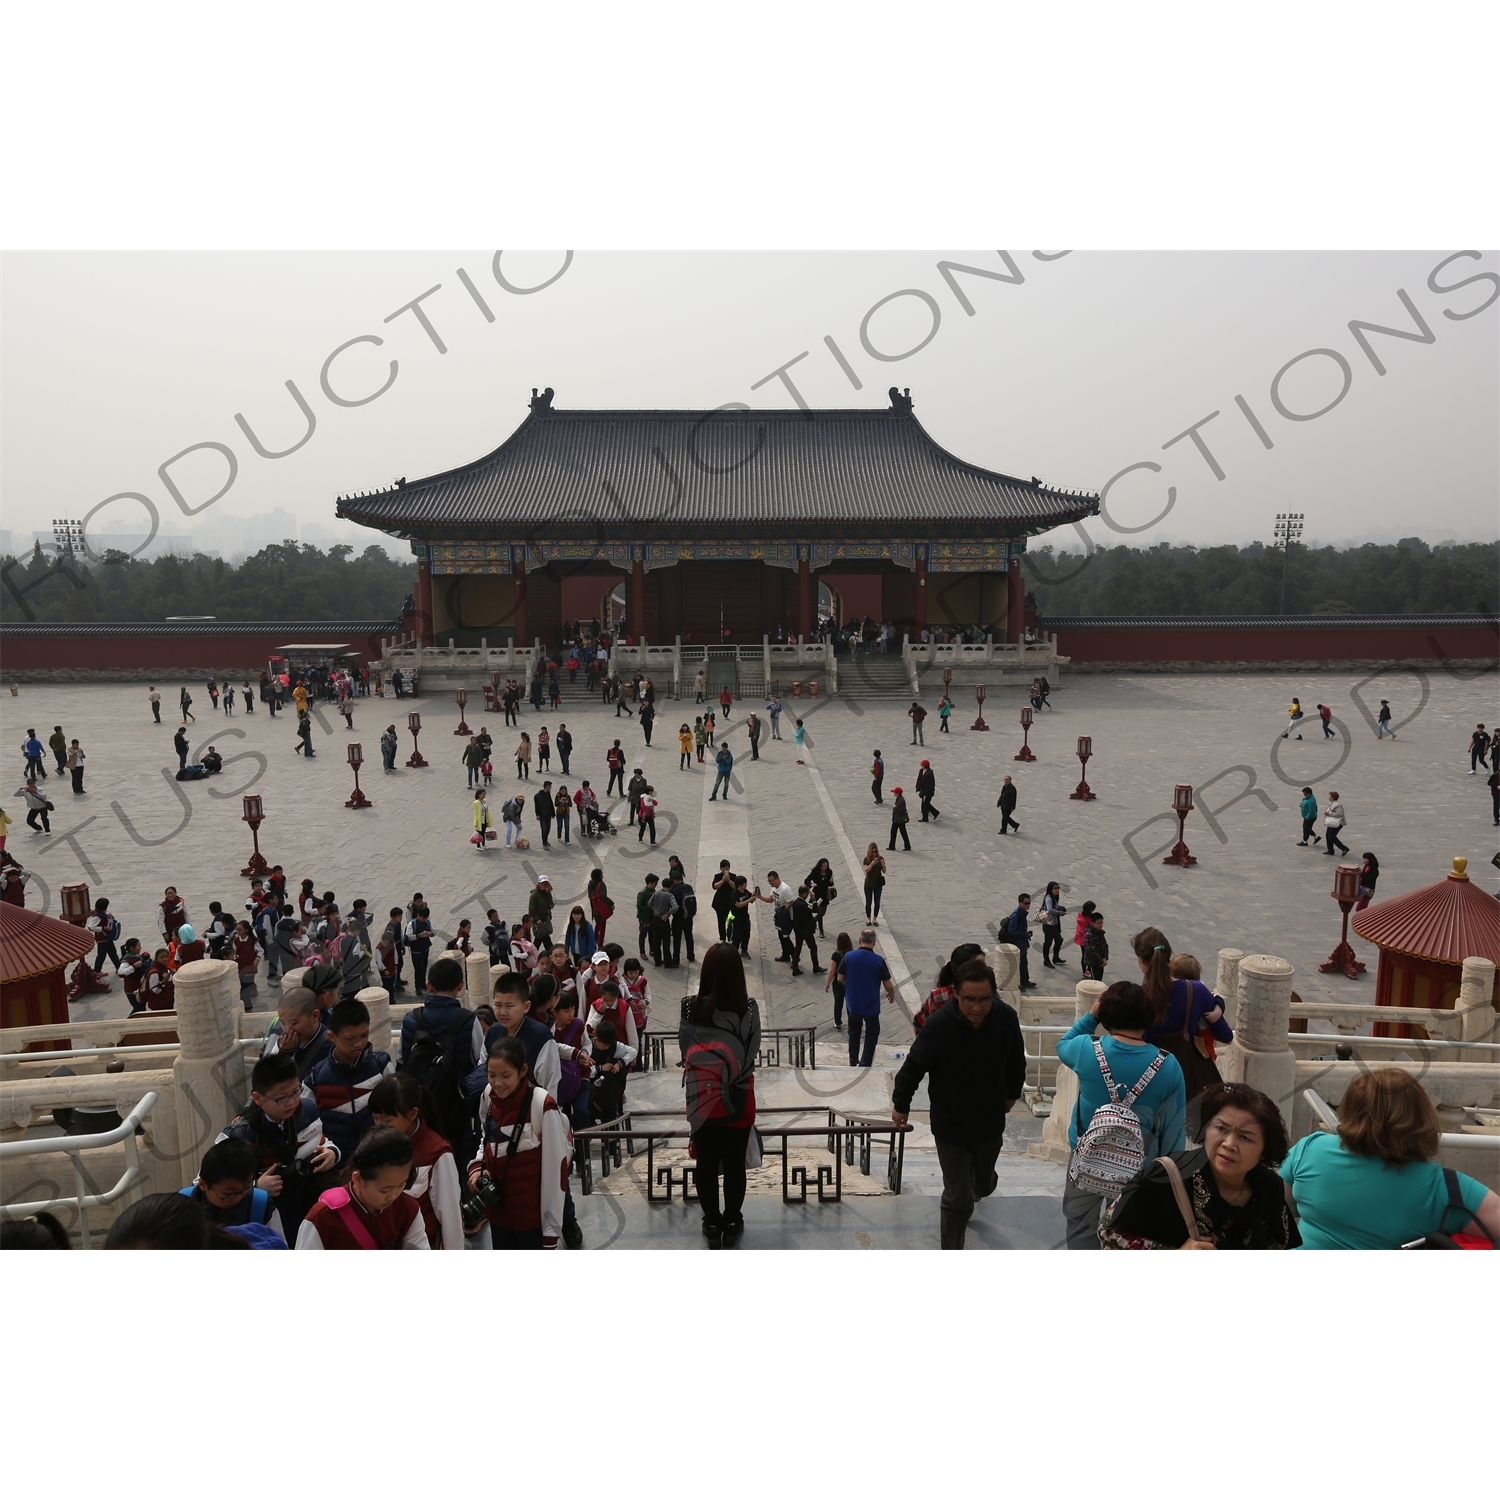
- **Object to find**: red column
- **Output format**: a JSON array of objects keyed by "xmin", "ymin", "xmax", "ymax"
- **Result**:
[
  {"xmin": 512, "ymin": 556, "xmax": 529, "ymax": 646},
  {"xmin": 1006, "ymin": 557, "xmax": 1025, "ymax": 643},
  {"xmin": 631, "ymin": 556, "xmax": 646, "ymax": 640},
  {"xmin": 915, "ymin": 552, "xmax": 928, "ymax": 633},
  {"xmin": 415, "ymin": 558, "xmax": 434, "ymax": 646},
  {"xmin": 797, "ymin": 556, "xmax": 812, "ymax": 640}
]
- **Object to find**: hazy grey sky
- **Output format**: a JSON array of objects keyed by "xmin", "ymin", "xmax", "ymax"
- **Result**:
[{"xmin": 3, "ymin": 250, "xmax": 1495, "ymax": 555}]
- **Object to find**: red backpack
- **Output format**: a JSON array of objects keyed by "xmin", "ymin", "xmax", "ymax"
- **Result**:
[{"xmin": 682, "ymin": 1033, "xmax": 753, "ymax": 1129}]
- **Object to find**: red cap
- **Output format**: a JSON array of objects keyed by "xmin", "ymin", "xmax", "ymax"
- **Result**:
[
  {"xmin": 892, "ymin": 786, "xmax": 903, "ymax": 794},
  {"xmin": 920, "ymin": 759, "xmax": 930, "ymax": 766}
]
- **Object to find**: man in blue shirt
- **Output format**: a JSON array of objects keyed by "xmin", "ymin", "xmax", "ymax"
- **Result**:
[
  {"xmin": 842, "ymin": 927, "xmax": 896, "ymax": 1067},
  {"xmin": 711, "ymin": 744, "xmax": 734, "ymax": 800}
]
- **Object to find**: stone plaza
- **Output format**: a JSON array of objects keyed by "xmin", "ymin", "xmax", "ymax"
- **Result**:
[{"xmin": 3, "ymin": 666, "xmax": 1495, "ymax": 1247}]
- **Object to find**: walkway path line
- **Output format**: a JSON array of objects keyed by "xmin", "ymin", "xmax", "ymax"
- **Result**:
[{"xmin": 799, "ymin": 740, "xmax": 919, "ymax": 1023}]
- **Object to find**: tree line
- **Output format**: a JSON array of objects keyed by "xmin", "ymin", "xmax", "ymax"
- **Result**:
[
  {"xmin": 0, "ymin": 540, "xmax": 416, "ymax": 624},
  {"xmin": 1024, "ymin": 537, "xmax": 1497, "ymax": 618}
]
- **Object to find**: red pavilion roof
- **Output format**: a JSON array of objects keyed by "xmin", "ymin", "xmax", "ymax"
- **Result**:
[
  {"xmin": 1351, "ymin": 857, "xmax": 1500, "ymax": 966},
  {"xmin": 0, "ymin": 902, "xmax": 96, "ymax": 984}
]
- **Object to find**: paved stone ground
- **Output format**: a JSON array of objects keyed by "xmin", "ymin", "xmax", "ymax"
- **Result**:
[
  {"xmin": 6, "ymin": 669, "xmax": 1491, "ymax": 1247},
  {"xmin": 4, "ymin": 667, "xmax": 1494, "ymax": 1035}
]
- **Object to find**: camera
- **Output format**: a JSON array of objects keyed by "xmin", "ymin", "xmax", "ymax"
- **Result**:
[
  {"xmin": 282, "ymin": 1155, "xmax": 316, "ymax": 1179},
  {"xmin": 462, "ymin": 1173, "xmax": 502, "ymax": 1231}
]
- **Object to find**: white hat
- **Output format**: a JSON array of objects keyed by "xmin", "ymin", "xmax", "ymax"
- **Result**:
[
  {"xmin": 536, "ymin": 874, "xmax": 551, "ymax": 884},
  {"xmin": 591, "ymin": 950, "xmax": 611, "ymax": 965}
]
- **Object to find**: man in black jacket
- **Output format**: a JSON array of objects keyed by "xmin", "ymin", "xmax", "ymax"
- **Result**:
[
  {"xmin": 533, "ymin": 780, "xmax": 555, "ymax": 848},
  {"xmin": 892, "ymin": 958, "xmax": 1026, "ymax": 1249},
  {"xmin": 997, "ymin": 774, "xmax": 1019, "ymax": 835}
]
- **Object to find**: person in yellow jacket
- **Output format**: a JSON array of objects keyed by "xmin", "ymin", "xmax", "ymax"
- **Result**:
[
  {"xmin": 678, "ymin": 723, "xmax": 694, "ymax": 771},
  {"xmin": 293, "ymin": 681, "xmax": 310, "ymax": 715},
  {"xmin": 1282, "ymin": 697, "xmax": 1305, "ymax": 740},
  {"xmin": 473, "ymin": 789, "xmax": 493, "ymax": 852},
  {"xmin": 0, "ymin": 803, "xmax": 12, "ymax": 853}
]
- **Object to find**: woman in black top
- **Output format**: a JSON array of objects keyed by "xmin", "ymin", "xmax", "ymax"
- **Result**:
[
  {"xmin": 1355, "ymin": 851, "xmax": 1379, "ymax": 912},
  {"xmin": 822, "ymin": 931, "xmax": 853, "ymax": 1030},
  {"xmin": 730, "ymin": 877, "xmax": 756, "ymax": 955},
  {"xmin": 806, "ymin": 857, "xmax": 836, "ymax": 936},
  {"xmin": 1102, "ymin": 1082, "xmax": 1300, "ymax": 1250}
]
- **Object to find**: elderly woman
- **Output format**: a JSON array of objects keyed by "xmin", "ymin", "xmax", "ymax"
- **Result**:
[
  {"xmin": 1280, "ymin": 1069, "xmax": 1500, "ymax": 1249},
  {"xmin": 1102, "ymin": 1083, "xmax": 1299, "ymax": 1249}
]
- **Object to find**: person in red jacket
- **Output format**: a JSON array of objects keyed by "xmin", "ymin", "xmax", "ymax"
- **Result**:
[{"xmin": 295, "ymin": 1126, "xmax": 428, "ymax": 1249}]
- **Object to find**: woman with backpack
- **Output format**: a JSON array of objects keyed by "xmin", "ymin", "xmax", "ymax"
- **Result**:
[
  {"xmin": 1055, "ymin": 980, "xmax": 1186, "ymax": 1249},
  {"xmin": 678, "ymin": 943, "xmax": 761, "ymax": 1248}
]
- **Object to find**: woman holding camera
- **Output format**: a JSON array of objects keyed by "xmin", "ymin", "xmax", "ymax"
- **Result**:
[{"xmin": 466, "ymin": 1033, "xmax": 571, "ymax": 1249}]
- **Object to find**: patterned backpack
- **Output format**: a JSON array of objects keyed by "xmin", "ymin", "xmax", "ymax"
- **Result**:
[{"xmin": 1068, "ymin": 1038, "xmax": 1168, "ymax": 1197}]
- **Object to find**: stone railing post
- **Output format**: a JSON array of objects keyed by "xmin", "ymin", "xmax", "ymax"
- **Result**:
[
  {"xmin": 991, "ymin": 942, "xmax": 1020, "ymax": 1005},
  {"xmin": 465, "ymin": 952, "xmax": 491, "ymax": 1005},
  {"xmin": 1219, "ymin": 954, "xmax": 1297, "ymax": 1120},
  {"xmin": 171, "ymin": 958, "xmax": 246, "ymax": 1190},
  {"xmin": 1457, "ymin": 957, "xmax": 1498, "ymax": 1061},
  {"xmin": 1215, "ymin": 948, "xmax": 1245, "ymax": 1027},
  {"xmin": 1035, "ymin": 979, "xmax": 1104, "ymax": 1164},
  {"xmin": 357, "ymin": 984, "xmax": 391, "ymax": 1056}
]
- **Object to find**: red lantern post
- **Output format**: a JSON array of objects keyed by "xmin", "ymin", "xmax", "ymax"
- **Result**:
[
  {"xmin": 971, "ymin": 682, "xmax": 989, "ymax": 731},
  {"xmin": 345, "ymin": 742, "xmax": 373, "ymax": 808},
  {"xmin": 1319, "ymin": 863, "xmax": 1368, "ymax": 979},
  {"xmin": 240, "ymin": 793, "xmax": 270, "ymax": 877},
  {"xmin": 1162, "ymin": 783, "xmax": 1197, "ymax": 867},
  {"xmin": 60, "ymin": 881, "xmax": 111, "ymax": 998},
  {"xmin": 1014, "ymin": 704, "xmax": 1037, "ymax": 762},
  {"xmin": 454, "ymin": 687, "xmax": 471, "ymax": 736},
  {"xmin": 485, "ymin": 670, "xmax": 501, "ymax": 712},
  {"xmin": 1070, "ymin": 735, "xmax": 1096, "ymax": 801},
  {"xmin": 406, "ymin": 710, "xmax": 428, "ymax": 767}
]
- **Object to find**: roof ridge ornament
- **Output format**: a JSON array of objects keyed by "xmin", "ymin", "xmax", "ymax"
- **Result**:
[
  {"xmin": 888, "ymin": 386, "xmax": 913, "ymax": 416},
  {"xmin": 530, "ymin": 386, "xmax": 555, "ymax": 413}
]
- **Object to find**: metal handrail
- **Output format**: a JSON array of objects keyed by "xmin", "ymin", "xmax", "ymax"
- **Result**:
[
  {"xmin": 0, "ymin": 1091, "xmax": 158, "ymax": 1248},
  {"xmin": 1302, "ymin": 1088, "xmax": 1499, "ymax": 1153}
]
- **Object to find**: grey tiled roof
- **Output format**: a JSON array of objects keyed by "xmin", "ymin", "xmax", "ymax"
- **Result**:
[{"xmin": 335, "ymin": 401, "xmax": 1099, "ymax": 536}]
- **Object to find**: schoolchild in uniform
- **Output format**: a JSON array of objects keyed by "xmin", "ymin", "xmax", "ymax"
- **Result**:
[
  {"xmin": 179, "ymin": 1138, "xmax": 287, "ymax": 1244},
  {"xmin": 216, "ymin": 1051, "xmax": 338, "ymax": 1240},
  {"xmin": 296, "ymin": 1127, "xmax": 429, "ymax": 1250},
  {"xmin": 368, "ymin": 1074, "xmax": 464, "ymax": 1251}
]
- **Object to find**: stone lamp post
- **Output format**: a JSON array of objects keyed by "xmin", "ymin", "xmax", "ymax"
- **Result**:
[
  {"xmin": 1070, "ymin": 735, "xmax": 1096, "ymax": 801},
  {"xmin": 1162, "ymin": 783, "xmax": 1197, "ymax": 867},
  {"xmin": 1014, "ymin": 704, "xmax": 1037, "ymax": 762},
  {"xmin": 971, "ymin": 682, "xmax": 989, "ymax": 731},
  {"xmin": 406, "ymin": 710, "xmax": 428, "ymax": 768},
  {"xmin": 240, "ymin": 794, "xmax": 270, "ymax": 877},
  {"xmin": 345, "ymin": 742, "xmax": 373, "ymax": 809},
  {"xmin": 1318, "ymin": 863, "xmax": 1367, "ymax": 979}
]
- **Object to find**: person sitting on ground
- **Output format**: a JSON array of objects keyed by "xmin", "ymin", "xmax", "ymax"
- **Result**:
[
  {"xmin": 1280, "ymin": 1068, "xmax": 1500, "ymax": 1249},
  {"xmin": 202, "ymin": 746, "xmax": 224, "ymax": 774},
  {"xmin": 1101, "ymin": 1082, "xmax": 1300, "ymax": 1249},
  {"xmin": 178, "ymin": 1137, "xmax": 287, "ymax": 1246},
  {"xmin": 296, "ymin": 1126, "xmax": 429, "ymax": 1250}
]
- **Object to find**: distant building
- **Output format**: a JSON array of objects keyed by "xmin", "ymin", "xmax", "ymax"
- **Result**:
[{"xmin": 337, "ymin": 386, "xmax": 1099, "ymax": 646}]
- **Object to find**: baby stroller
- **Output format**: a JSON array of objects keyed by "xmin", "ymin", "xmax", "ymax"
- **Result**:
[{"xmin": 583, "ymin": 803, "xmax": 618, "ymax": 839}]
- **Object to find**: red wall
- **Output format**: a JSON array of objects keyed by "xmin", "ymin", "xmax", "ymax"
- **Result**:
[
  {"xmin": 1049, "ymin": 620, "xmax": 1498, "ymax": 668},
  {"xmin": 1, "ymin": 628, "xmax": 394, "ymax": 678}
]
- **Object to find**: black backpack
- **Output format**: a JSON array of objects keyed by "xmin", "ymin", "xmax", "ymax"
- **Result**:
[{"xmin": 400, "ymin": 1007, "xmax": 476, "ymax": 1153}]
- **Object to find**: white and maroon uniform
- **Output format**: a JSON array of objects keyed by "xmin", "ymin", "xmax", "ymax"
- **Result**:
[
  {"xmin": 469, "ymin": 1085, "xmax": 570, "ymax": 1247},
  {"xmin": 406, "ymin": 1118, "xmax": 464, "ymax": 1251},
  {"xmin": 295, "ymin": 1188, "xmax": 428, "ymax": 1250}
]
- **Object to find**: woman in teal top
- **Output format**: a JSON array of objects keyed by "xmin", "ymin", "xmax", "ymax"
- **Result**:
[
  {"xmin": 1056, "ymin": 980, "xmax": 1187, "ymax": 1249},
  {"xmin": 1281, "ymin": 1068, "xmax": 1499, "ymax": 1249}
]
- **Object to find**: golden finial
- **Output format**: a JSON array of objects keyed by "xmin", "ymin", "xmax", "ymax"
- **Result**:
[{"xmin": 1449, "ymin": 856, "xmax": 1469, "ymax": 881}]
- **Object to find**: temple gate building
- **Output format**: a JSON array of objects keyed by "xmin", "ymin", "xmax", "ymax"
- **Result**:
[{"xmin": 336, "ymin": 386, "xmax": 1099, "ymax": 647}]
